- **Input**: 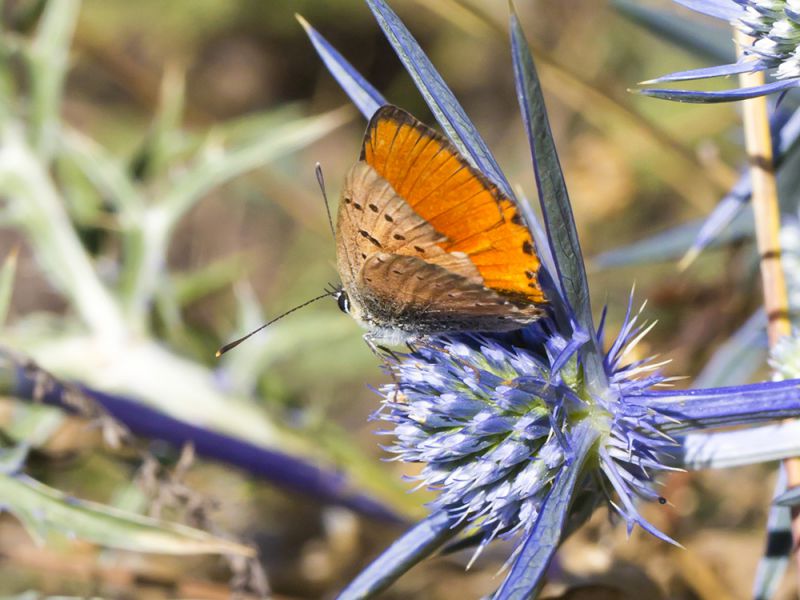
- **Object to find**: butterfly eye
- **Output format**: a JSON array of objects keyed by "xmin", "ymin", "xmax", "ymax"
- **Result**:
[{"xmin": 337, "ymin": 291, "xmax": 350, "ymax": 314}]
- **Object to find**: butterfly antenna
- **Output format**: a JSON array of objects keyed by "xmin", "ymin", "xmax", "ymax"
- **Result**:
[
  {"xmin": 324, "ymin": 282, "xmax": 342, "ymax": 295},
  {"xmin": 216, "ymin": 290, "xmax": 335, "ymax": 357},
  {"xmin": 315, "ymin": 162, "xmax": 336, "ymax": 239}
]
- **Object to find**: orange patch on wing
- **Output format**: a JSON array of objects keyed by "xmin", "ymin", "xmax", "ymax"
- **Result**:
[{"xmin": 362, "ymin": 106, "xmax": 546, "ymax": 304}]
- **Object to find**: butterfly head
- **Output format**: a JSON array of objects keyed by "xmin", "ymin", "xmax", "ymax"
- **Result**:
[
  {"xmin": 335, "ymin": 289, "xmax": 351, "ymax": 314},
  {"xmin": 332, "ymin": 283, "xmax": 413, "ymax": 346},
  {"xmin": 330, "ymin": 284, "xmax": 365, "ymax": 325},
  {"xmin": 332, "ymin": 286, "xmax": 368, "ymax": 329}
]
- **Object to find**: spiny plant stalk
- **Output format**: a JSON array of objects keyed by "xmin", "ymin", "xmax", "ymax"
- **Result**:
[
  {"xmin": 735, "ymin": 26, "xmax": 799, "ymax": 581},
  {"xmin": 736, "ymin": 35, "xmax": 793, "ymax": 345}
]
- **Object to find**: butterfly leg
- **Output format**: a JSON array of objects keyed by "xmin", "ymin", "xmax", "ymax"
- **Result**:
[
  {"xmin": 362, "ymin": 333, "xmax": 404, "ymax": 399},
  {"xmin": 379, "ymin": 345, "xmax": 402, "ymax": 363},
  {"xmin": 362, "ymin": 333, "xmax": 391, "ymax": 361}
]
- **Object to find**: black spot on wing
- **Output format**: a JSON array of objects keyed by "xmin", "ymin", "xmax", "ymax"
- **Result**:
[{"xmin": 359, "ymin": 229, "xmax": 383, "ymax": 248}]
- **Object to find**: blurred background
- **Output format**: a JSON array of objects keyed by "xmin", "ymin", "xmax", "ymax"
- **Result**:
[{"xmin": 0, "ymin": 0, "xmax": 793, "ymax": 598}]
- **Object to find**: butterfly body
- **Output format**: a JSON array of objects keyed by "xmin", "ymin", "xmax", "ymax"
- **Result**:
[{"xmin": 335, "ymin": 106, "xmax": 547, "ymax": 344}]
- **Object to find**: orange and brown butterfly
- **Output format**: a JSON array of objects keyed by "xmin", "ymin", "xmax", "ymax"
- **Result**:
[{"xmin": 334, "ymin": 104, "xmax": 547, "ymax": 345}]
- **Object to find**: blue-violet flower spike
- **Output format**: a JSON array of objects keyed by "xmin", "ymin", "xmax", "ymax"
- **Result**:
[{"xmin": 378, "ymin": 297, "xmax": 683, "ymax": 567}]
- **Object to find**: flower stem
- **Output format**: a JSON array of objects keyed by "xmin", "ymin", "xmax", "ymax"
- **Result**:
[
  {"xmin": 734, "ymin": 27, "xmax": 798, "ymax": 582},
  {"xmin": 734, "ymin": 35, "xmax": 792, "ymax": 344}
]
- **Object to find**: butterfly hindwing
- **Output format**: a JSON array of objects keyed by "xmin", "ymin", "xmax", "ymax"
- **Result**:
[{"xmin": 359, "ymin": 254, "xmax": 540, "ymax": 334}]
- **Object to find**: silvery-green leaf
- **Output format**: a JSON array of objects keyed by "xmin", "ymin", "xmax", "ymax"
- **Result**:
[
  {"xmin": 592, "ymin": 211, "xmax": 753, "ymax": 269},
  {"xmin": 60, "ymin": 129, "xmax": 145, "ymax": 217},
  {"xmin": 0, "ymin": 473, "xmax": 253, "ymax": 556},
  {"xmin": 0, "ymin": 444, "xmax": 28, "ymax": 475},
  {"xmin": 0, "ymin": 248, "xmax": 18, "ymax": 327},
  {"xmin": 163, "ymin": 106, "xmax": 353, "ymax": 227},
  {"xmin": 27, "ymin": 0, "xmax": 79, "ymax": 159},
  {"xmin": 675, "ymin": 420, "xmax": 800, "ymax": 470}
]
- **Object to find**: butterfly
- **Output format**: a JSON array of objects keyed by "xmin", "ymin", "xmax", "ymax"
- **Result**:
[
  {"xmin": 216, "ymin": 105, "xmax": 547, "ymax": 357},
  {"xmin": 333, "ymin": 105, "xmax": 547, "ymax": 346}
]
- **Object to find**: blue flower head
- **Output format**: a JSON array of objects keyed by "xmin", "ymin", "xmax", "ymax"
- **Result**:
[
  {"xmin": 736, "ymin": 0, "xmax": 800, "ymax": 77},
  {"xmin": 300, "ymin": 1, "xmax": 800, "ymax": 597},
  {"xmin": 378, "ymin": 297, "xmax": 680, "ymax": 559},
  {"xmin": 641, "ymin": 0, "xmax": 800, "ymax": 101}
]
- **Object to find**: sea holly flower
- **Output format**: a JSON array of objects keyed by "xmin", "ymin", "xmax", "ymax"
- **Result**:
[
  {"xmin": 639, "ymin": 0, "xmax": 800, "ymax": 102},
  {"xmin": 376, "ymin": 300, "xmax": 681, "ymax": 553},
  {"xmin": 300, "ymin": 1, "xmax": 800, "ymax": 598}
]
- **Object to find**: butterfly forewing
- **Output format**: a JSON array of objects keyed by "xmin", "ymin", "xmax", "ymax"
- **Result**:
[
  {"xmin": 361, "ymin": 106, "xmax": 545, "ymax": 304},
  {"xmin": 338, "ymin": 162, "xmax": 481, "ymax": 278}
]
